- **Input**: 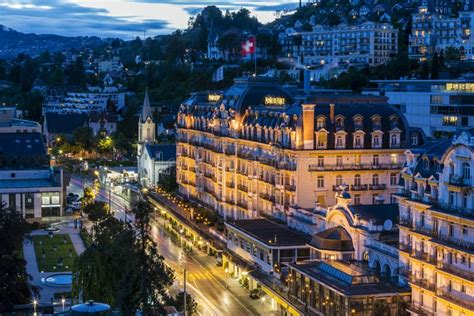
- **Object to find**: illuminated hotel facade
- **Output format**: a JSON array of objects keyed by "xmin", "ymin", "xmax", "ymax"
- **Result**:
[
  {"xmin": 397, "ymin": 131, "xmax": 474, "ymax": 316},
  {"xmin": 176, "ymin": 77, "xmax": 422, "ymax": 222}
]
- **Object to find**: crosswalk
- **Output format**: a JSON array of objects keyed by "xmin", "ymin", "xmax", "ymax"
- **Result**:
[{"xmin": 187, "ymin": 271, "xmax": 215, "ymax": 282}]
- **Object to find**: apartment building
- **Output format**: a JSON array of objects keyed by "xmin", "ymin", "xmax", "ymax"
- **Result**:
[
  {"xmin": 176, "ymin": 77, "xmax": 420, "ymax": 222},
  {"xmin": 281, "ymin": 21, "xmax": 397, "ymax": 68},
  {"xmin": 409, "ymin": 1, "xmax": 474, "ymax": 60},
  {"xmin": 397, "ymin": 130, "xmax": 474, "ymax": 315},
  {"xmin": 0, "ymin": 108, "xmax": 66, "ymax": 220},
  {"xmin": 42, "ymin": 91, "xmax": 125, "ymax": 114},
  {"xmin": 373, "ymin": 79, "xmax": 474, "ymax": 138}
]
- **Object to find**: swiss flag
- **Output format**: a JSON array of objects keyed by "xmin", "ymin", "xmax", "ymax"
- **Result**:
[{"xmin": 241, "ymin": 37, "xmax": 256, "ymax": 56}]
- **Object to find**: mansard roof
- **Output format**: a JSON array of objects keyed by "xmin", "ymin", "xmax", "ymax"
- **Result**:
[
  {"xmin": 411, "ymin": 139, "xmax": 452, "ymax": 179},
  {"xmin": 0, "ymin": 132, "xmax": 49, "ymax": 169}
]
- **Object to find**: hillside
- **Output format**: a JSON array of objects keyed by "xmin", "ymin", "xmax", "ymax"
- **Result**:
[{"xmin": 0, "ymin": 25, "xmax": 106, "ymax": 59}]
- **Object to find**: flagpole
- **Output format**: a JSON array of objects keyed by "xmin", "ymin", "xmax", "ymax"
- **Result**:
[{"xmin": 254, "ymin": 36, "xmax": 257, "ymax": 76}]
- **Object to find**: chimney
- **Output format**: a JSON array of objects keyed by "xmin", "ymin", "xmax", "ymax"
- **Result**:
[
  {"xmin": 304, "ymin": 69, "xmax": 311, "ymax": 95},
  {"xmin": 302, "ymin": 104, "xmax": 315, "ymax": 150},
  {"xmin": 329, "ymin": 103, "xmax": 335, "ymax": 123}
]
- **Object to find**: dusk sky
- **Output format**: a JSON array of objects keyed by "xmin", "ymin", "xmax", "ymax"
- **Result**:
[{"xmin": 0, "ymin": 0, "xmax": 300, "ymax": 38}]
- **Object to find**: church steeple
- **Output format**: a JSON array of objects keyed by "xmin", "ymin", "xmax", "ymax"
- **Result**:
[
  {"xmin": 138, "ymin": 90, "xmax": 156, "ymax": 155},
  {"xmin": 140, "ymin": 89, "xmax": 153, "ymax": 123}
]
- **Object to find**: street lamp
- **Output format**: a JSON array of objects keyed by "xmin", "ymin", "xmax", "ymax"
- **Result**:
[
  {"xmin": 61, "ymin": 298, "xmax": 66, "ymax": 311},
  {"xmin": 224, "ymin": 267, "xmax": 229, "ymax": 289},
  {"xmin": 33, "ymin": 299, "xmax": 37, "ymax": 315}
]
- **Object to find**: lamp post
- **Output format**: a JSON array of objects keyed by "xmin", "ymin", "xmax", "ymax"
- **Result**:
[
  {"xmin": 61, "ymin": 298, "xmax": 65, "ymax": 311},
  {"xmin": 33, "ymin": 299, "xmax": 37, "ymax": 315},
  {"xmin": 224, "ymin": 267, "xmax": 229, "ymax": 289}
]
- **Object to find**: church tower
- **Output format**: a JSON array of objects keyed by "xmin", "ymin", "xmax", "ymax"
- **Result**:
[{"xmin": 138, "ymin": 90, "xmax": 155, "ymax": 155}]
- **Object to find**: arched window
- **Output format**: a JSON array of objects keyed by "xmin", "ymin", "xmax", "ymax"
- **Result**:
[
  {"xmin": 424, "ymin": 158, "xmax": 430, "ymax": 170},
  {"xmin": 336, "ymin": 135, "xmax": 344, "ymax": 148},
  {"xmin": 336, "ymin": 175, "xmax": 343, "ymax": 186},
  {"xmin": 355, "ymin": 135, "xmax": 362, "ymax": 147},
  {"xmin": 372, "ymin": 117, "xmax": 381, "ymax": 129},
  {"xmin": 335, "ymin": 117, "xmax": 344, "ymax": 129},
  {"xmin": 372, "ymin": 174, "xmax": 379, "ymax": 185},
  {"xmin": 354, "ymin": 174, "xmax": 361, "ymax": 186},
  {"xmin": 450, "ymin": 162, "xmax": 455, "ymax": 176},
  {"xmin": 146, "ymin": 128, "xmax": 151, "ymax": 139},
  {"xmin": 354, "ymin": 116, "xmax": 363, "ymax": 129},
  {"xmin": 316, "ymin": 117, "xmax": 326, "ymax": 129},
  {"xmin": 390, "ymin": 117, "xmax": 399, "ymax": 128},
  {"xmin": 463, "ymin": 162, "xmax": 471, "ymax": 180}
]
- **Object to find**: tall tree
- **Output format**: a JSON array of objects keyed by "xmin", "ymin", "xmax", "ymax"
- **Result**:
[{"xmin": 0, "ymin": 205, "xmax": 35, "ymax": 313}]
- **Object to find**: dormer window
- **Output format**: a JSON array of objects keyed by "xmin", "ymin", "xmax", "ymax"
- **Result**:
[
  {"xmin": 335, "ymin": 131, "xmax": 347, "ymax": 149},
  {"xmin": 423, "ymin": 158, "xmax": 430, "ymax": 170},
  {"xmin": 390, "ymin": 116, "xmax": 399, "ymax": 129},
  {"xmin": 372, "ymin": 134, "xmax": 382, "ymax": 148},
  {"xmin": 316, "ymin": 117, "xmax": 326, "ymax": 129},
  {"xmin": 355, "ymin": 135, "xmax": 363, "ymax": 148},
  {"xmin": 353, "ymin": 115, "xmax": 363, "ymax": 129},
  {"xmin": 372, "ymin": 116, "xmax": 382, "ymax": 130},
  {"xmin": 390, "ymin": 133, "xmax": 400, "ymax": 148},
  {"xmin": 336, "ymin": 136, "xmax": 344, "ymax": 148},
  {"xmin": 335, "ymin": 116, "xmax": 345, "ymax": 130},
  {"xmin": 411, "ymin": 135, "xmax": 419, "ymax": 146}
]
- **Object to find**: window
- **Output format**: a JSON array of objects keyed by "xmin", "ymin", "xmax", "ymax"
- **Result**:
[
  {"xmin": 412, "ymin": 135, "xmax": 419, "ymax": 146},
  {"xmin": 336, "ymin": 135, "xmax": 344, "ymax": 148},
  {"xmin": 354, "ymin": 194, "xmax": 361, "ymax": 205},
  {"xmin": 354, "ymin": 117, "xmax": 363, "ymax": 129},
  {"xmin": 373, "ymin": 135, "xmax": 381, "ymax": 147},
  {"xmin": 372, "ymin": 174, "xmax": 379, "ymax": 185},
  {"xmin": 317, "ymin": 156, "xmax": 324, "ymax": 167},
  {"xmin": 335, "ymin": 117, "xmax": 344, "ymax": 129},
  {"xmin": 9, "ymin": 194, "xmax": 16, "ymax": 208},
  {"xmin": 354, "ymin": 135, "xmax": 362, "ymax": 148},
  {"xmin": 463, "ymin": 193, "xmax": 468, "ymax": 209},
  {"xmin": 373, "ymin": 154, "xmax": 379, "ymax": 166},
  {"xmin": 423, "ymin": 158, "xmax": 430, "ymax": 170},
  {"xmin": 316, "ymin": 117, "xmax": 326, "ymax": 129},
  {"xmin": 336, "ymin": 156, "xmax": 343, "ymax": 167},
  {"xmin": 390, "ymin": 173, "xmax": 398, "ymax": 186},
  {"xmin": 354, "ymin": 174, "xmax": 361, "ymax": 186},
  {"xmin": 462, "ymin": 162, "xmax": 471, "ymax": 180},
  {"xmin": 10, "ymin": 173, "xmax": 15, "ymax": 178},
  {"xmin": 336, "ymin": 175, "xmax": 343, "ymax": 186},
  {"xmin": 372, "ymin": 117, "xmax": 381, "ymax": 129},
  {"xmin": 463, "ymin": 226, "xmax": 468, "ymax": 235},
  {"xmin": 317, "ymin": 176, "xmax": 325, "ymax": 188},
  {"xmin": 390, "ymin": 134, "xmax": 399, "ymax": 147},
  {"xmin": 449, "ymin": 224, "xmax": 454, "ymax": 237},
  {"xmin": 390, "ymin": 117, "xmax": 399, "ymax": 128},
  {"xmin": 449, "ymin": 191, "xmax": 456, "ymax": 206}
]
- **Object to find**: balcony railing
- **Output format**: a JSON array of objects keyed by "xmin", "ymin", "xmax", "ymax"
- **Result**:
[
  {"xmin": 448, "ymin": 175, "xmax": 471, "ymax": 188},
  {"xmin": 437, "ymin": 262, "xmax": 474, "ymax": 282},
  {"xmin": 237, "ymin": 184, "xmax": 248, "ymax": 192},
  {"xmin": 259, "ymin": 193, "xmax": 275, "ymax": 203},
  {"xmin": 409, "ymin": 275, "xmax": 436, "ymax": 292},
  {"xmin": 369, "ymin": 183, "xmax": 386, "ymax": 190},
  {"xmin": 350, "ymin": 184, "xmax": 368, "ymax": 191},
  {"xmin": 308, "ymin": 163, "xmax": 403, "ymax": 172},
  {"xmin": 284, "ymin": 184, "xmax": 296, "ymax": 192},
  {"xmin": 431, "ymin": 235, "xmax": 474, "ymax": 254},
  {"xmin": 226, "ymin": 182, "xmax": 235, "ymax": 189},
  {"xmin": 236, "ymin": 201, "xmax": 248, "ymax": 209},
  {"xmin": 437, "ymin": 288, "xmax": 474, "ymax": 310}
]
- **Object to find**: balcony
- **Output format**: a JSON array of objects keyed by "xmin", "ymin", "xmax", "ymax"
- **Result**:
[
  {"xmin": 369, "ymin": 183, "xmax": 386, "ymax": 190},
  {"xmin": 284, "ymin": 184, "xmax": 296, "ymax": 192},
  {"xmin": 350, "ymin": 184, "xmax": 368, "ymax": 191},
  {"xmin": 237, "ymin": 184, "xmax": 248, "ymax": 193},
  {"xmin": 437, "ymin": 262, "xmax": 474, "ymax": 282},
  {"xmin": 431, "ymin": 235, "xmax": 474, "ymax": 255},
  {"xmin": 236, "ymin": 201, "xmax": 248, "ymax": 209},
  {"xmin": 226, "ymin": 182, "xmax": 235, "ymax": 189},
  {"xmin": 447, "ymin": 175, "xmax": 471, "ymax": 188},
  {"xmin": 332, "ymin": 185, "xmax": 344, "ymax": 192},
  {"xmin": 437, "ymin": 289, "xmax": 474, "ymax": 310},
  {"xmin": 308, "ymin": 163, "xmax": 403, "ymax": 172},
  {"xmin": 407, "ymin": 305, "xmax": 435, "ymax": 316},
  {"xmin": 259, "ymin": 193, "xmax": 275, "ymax": 203},
  {"xmin": 409, "ymin": 276, "xmax": 436, "ymax": 292}
]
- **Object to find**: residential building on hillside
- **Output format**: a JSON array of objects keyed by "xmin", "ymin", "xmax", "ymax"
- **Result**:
[
  {"xmin": 396, "ymin": 130, "xmax": 474, "ymax": 316},
  {"xmin": 137, "ymin": 92, "xmax": 176, "ymax": 188},
  {"xmin": 373, "ymin": 79, "xmax": 474, "ymax": 138},
  {"xmin": 0, "ymin": 110, "xmax": 66, "ymax": 219},
  {"xmin": 42, "ymin": 91, "xmax": 125, "ymax": 114},
  {"xmin": 88, "ymin": 111, "xmax": 117, "ymax": 136},
  {"xmin": 176, "ymin": 77, "xmax": 423, "ymax": 222},
  {"xmin": 409, "ymin": 1, "xmax": 474, "ymax": 60},
  {"xmin": 280, "ymin": 21, "xmax": 398, "ymax": 70}
]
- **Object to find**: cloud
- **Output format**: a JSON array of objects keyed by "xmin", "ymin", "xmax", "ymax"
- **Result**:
[{"xmin": 0, "ymin": 0, "xmax": 293, "ymax": 38}]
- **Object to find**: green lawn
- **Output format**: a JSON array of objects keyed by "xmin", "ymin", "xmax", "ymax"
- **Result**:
[{"xmin": 32, "ymin": 234, "xmax": 78, "ymax": 272}]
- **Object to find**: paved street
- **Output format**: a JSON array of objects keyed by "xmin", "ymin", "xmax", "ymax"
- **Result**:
[{"xmin": 69, "ymin": 176, "xmax": 265, "ymax": 315}]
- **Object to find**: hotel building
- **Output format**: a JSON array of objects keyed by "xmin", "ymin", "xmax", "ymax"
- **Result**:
[
  {"xmin": 176, "ymin": 77, "xmax": 421, "ymax": 222},
  {"xmin": 397, "ymin": 130, "xmax": 474, "ymax": 315}
]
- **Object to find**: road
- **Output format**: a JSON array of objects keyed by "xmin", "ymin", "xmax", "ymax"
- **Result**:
[{"xmin": 68, "ymin": 177, "xmax": 263, "ymax": 315}]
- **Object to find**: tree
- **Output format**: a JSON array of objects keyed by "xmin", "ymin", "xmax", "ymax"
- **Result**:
[
  {"xmin": 73, "ymin": 126, "xmax": 94, "ymax": 152},
  {"xmin": 0, "ymin": 204, "xmax": 36, "ymax": 312},
  {"xmin": 174, "ymin": 291, "xmax": 198, "ymax": 315},
  {"xmin": 82, "ymin": 187, "xmax": 95, "ymax": 207},
  {"xmin": 73, "ymin": 201, "xmax": 175, "ymax": 314},
  {"xmin": 83, "ymin": 201, "xmax": 109, "ymax": 222},
  {"xmin": 158, "ymin": 167, "xmax": 178, "ymax": 193}
]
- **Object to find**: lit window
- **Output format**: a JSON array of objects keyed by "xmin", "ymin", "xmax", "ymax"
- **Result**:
[{"xmin": 317, "ymin": 176, "xmax": 325, "ymax": 188}]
